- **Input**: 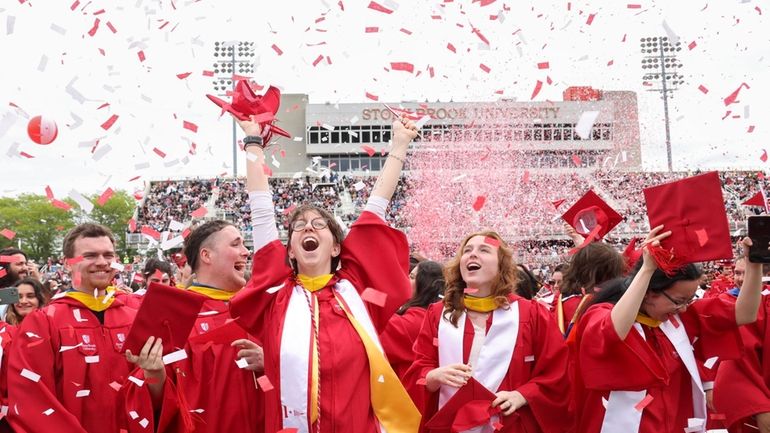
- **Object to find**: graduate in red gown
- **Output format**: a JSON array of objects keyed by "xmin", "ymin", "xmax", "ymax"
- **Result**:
[
  {"xmin": 380, "ymin": 260, "xmax": 444, "ymax": 382},
  {"xmin": 0, "ymin": 321, "xmax": 16, "ymax": 433},
  {"xmin": 713, "ymin": 267, "xmax": 770, "ymax": 432},
  {"xmin": 407, "ymin": 231, "xmax": 571, "ymax": 433},
  {"xmin": 570, "ymin": 228, "xmax": 763, "ymax": 433},
  {"xmin": 122, "ymin": 220, "xmax": 265, "ymax": 433},
  {"xmin": 6, "ymin": 223, "xmax": 165, "ymax": 433},
  {"xmin": 230, "ymin": 115, "xmax": 421, "ymax": 433}
]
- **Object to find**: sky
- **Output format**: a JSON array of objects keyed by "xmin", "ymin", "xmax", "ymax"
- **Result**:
[{"xmin": 0, "ymin": 0, "xmax": 767, "ymax": 198}]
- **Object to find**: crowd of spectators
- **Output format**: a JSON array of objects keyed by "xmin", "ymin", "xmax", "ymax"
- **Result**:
[{"xmin": 132, "ymin": 170, "xmax": 765, "ymax": 264}]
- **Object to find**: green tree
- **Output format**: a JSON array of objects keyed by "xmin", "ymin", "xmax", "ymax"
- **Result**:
[
  {"xmin": 0, "ymin": 195, "xmax": 76, "ymax": 260},
  {"xmin": 84, "ymin": 190, "xmax": 135, "ymax": 255}
]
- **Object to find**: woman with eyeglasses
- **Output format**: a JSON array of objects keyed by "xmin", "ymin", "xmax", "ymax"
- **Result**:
[
  {"xmin": 230, "ymin": 114, "xmax": 421, "ymax": 433},
  {"xmin": 569, "ymin": 227, "xmax": 763, "ymax": 433}
]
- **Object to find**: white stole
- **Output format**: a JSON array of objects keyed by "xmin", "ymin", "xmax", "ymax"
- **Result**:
[
  {"xmin": 279, "ymin": 279, "xmax": 385, "ymax": 433},
  {"xmin": 437, "ymin": 302, "xmax": 519, "ymax": 433},
  {"xmin": 600, "ymin": 315, "xmax": 707, "ymax": 433}
]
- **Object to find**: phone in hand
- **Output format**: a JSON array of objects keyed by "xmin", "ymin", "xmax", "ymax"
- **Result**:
[
  {"xmin": 0, "ymin": 287, "xmax": 20, "ymax": 305},
  {"xmin": 748, "ymin": 215, "xmax": 770, "ymax": 263}
]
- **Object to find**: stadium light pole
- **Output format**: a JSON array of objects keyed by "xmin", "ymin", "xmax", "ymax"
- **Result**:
[
  {"xmin": 212, "ymin": 41, "xmax": 256, "ymax": 177},
  {"xmin": 640, "ymin": 36, "xmax": 684, "ymax": 172}
]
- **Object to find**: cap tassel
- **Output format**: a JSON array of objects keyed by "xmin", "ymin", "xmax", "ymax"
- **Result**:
[
  {"xmin": 646, "ymin": 244, "xmax": 687, "ymax": 276},
  {"xmin": 174, "ymin": 368, "xmax": 198, "ymax": 431}
]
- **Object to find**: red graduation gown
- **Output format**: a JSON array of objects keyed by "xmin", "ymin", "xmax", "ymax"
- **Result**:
[
  {"xmin": 124, "ymin": 297, "xmax": 264, "ymax": 433},
  {"xmin": 571, "ymin": 298, "xmax": 742, "ymax": 433},
  {"xmin": 380, "ymin": 307, "xmax": 428, "ymax": 382},
  {"xmin": 5, "ymin": 296, "xmax": 148, "ymax": 433},
  {"xmin": 230, "ymin": 211, "xmax": 412, "ymax": 433},
  {"xmin": 407, "ymin": 297, "xmax": 572, "ymax": 433},
  {"xmin": 714, "ymin": 293, "xmax": 770, "ymax": 431},
  {"xmin": 0, "ymin": 323, "xmax": 16, "ymax": 433}
]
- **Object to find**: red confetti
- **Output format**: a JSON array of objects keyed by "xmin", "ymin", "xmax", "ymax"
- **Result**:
[
  {"xmin": 530, "ymin": 80, "xmax": 543, "ymax": 100},
  {"xmin": 522, "ymin": 170, "xmax": 530, "ymax": 183},
  {"xmin": 202, "ymin": 70, "xmax": 214, "ymax": 77},
  {"xmin": 0, "ymin": 269, "xmax": 5, "ymax": 279},
  {"xmin": 694, "ymin": 228, "xmax": 708, "ymax": 247},
  {"xmin": 128, "ymin": 218, "xmax": 137, "ymax": 232},
  {"xmin": 367, "ymin": 1, "xmax": 393, "ymax": 14},
  {"xmin": 634, "ymin": 394, "xmax": 654, "ymax": 411},
  {"xmin": 361, "ymin": 288, "xmax": 388, "ymax": 307},
  {"xmin": 0, "ymin": 229, "xmax": 16, "ymax": 240},
  {"xmin": 710, "ymin": 413, "xmax": 727, "ymax": 420},
  {"xmin": 262, "ymin": 164, "xmax": 273, "ymax": 177},
  {"xmin": 361, "ymin": 145, "xmax": 376, "ymax": 157},
  {"xmin": 484, "ymin": 236, "xmax": 501, "ymax": 247},
  {"xmin": 365, "ymin": 92, "xmax": 379, "ymax": 101},
  {"xmin": 627, "ymin": 4, "xmax": 641, "ymax": 8},
  {"xmin": 552, "ymin": 199, "xmax": 566, "ymax": 209},
  {"xmin": 106, "ymin": 21, "xmax": 117, "ymax": 33},
  {"xmin": 256, "ymin": 375, "xmax": 274, "ymax": 391},
  {"xmin": 19, "ymin": 151, "xmax": 34, "ymax": 159},
  {"xmin": 572, "ymin": 155, "xmax": 582, "ymax": 166},
  {"xmin": 45, "ymin": 185, "xmax": 54, "ymax": 200},
  {"xmin": 416, "ymin": 378, "xmax": 427, "ymax": 386},
  {"xmin": 399, "ymin": 28, "xmax": 412, "ymax": 35},
  {"xmin": 51, "ymin": 200, "xmax": 72, "ymax": 211},
  {"xmin": 283, "ymin": 204, "xmax": 297, "ymax": 216},
  {"xmin": 472, "ymin": 196, "xmax": 486, "ymax": 212},
  {"xmin": 698, "ymin": 85, "xmax": 709, "ymax": 94},
  {"xmin": 390, "ymin": 62, "xmax": 415, "ymax": 73},
  {"xmin": 137, "ymin": 50, "xmax": 146, "ymax": 62},
  {"xmin": 183, "ymin": 120, "xmax": 198, "ymax": 133},
  {"xmin": 755, "ymin": 6, "xmax": 762, "ymax": 14},
  {"xmin": 365, "ymin": 27, "xmax": 379, "ymax": 33},
  {"xmin": 479, "ymin": 63, "xmax": 491, "ymax": 73},
  {"xmin": 723, "ymin": 82, "xmax": 750, "ymax": 106},
  {"xmin": 97, "ymin": 188, "xmax": 114, "ymax": 206},
  {"xmin": 141, "ymin": 226, "xmax": 161, "ymax": 240},
  {"xmin": 182, "ymin": 227, "xmax": 191, "ymax": 238},
  {"xmin": 586, "ymin": 13, "xmax": 597, "ymax": 25},
  {"xmin": 152, "ymin": 147, "xmax": 167, "ymax": 158},
  {"xmin": 191, "ymin": 207, "xmax": 208, "ymax": 218},
  {"xmin": 312, "ymin": 55, "xmax": 324, "ymax": 67},
  {"xmin": 70, "ymin": 0, "xmax": 79, "ymax": 10},
  {"xmin": 688, "ymin": 41, "xmax": 697, "ymax": 50},
  {"xmin": 761, "ymin": 149, "xmax": 767, "ymax": 163},
  {"xmin": 101, "ymin": 114, "xmax": 119, "ymax": 130},
  {"xmin": 748, "ymin": 125, "xmax": 755, "ymax": 133},
  {"xmin": 176, "ymin": 72, "xmax": 192, "ymax": 79},
  {"xmin": 537, "ymin": 62, "xmax": 549, "ymax": 69},
  {"xmin": 472, "ymin": 27, "xmax": 490, "ymax": 45},
  {"xmin": 447, "ymin": 43, "xmax": 456, "ymax": 53},
  {"xmin": 492, "ymin": 421, "xmax": 503, "ymax": 431},
  {"xmin": 87, "ymin": 18, "xmax": 100, "ymax": 37},
  {"xmin": 271, "ymin": 44, "xmax": 283, "ymax": 56}
]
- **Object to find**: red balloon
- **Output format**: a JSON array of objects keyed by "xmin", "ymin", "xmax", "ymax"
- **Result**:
[{"xmin": 27, "ymin": 115, "xmax": 58, "ymax": 145}]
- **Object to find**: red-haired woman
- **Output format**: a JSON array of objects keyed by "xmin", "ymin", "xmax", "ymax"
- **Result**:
[{"xmin": 408, "ymin": 231, "xmax": 571, "ymax": 433}]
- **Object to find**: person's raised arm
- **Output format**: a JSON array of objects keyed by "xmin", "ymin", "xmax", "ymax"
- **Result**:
[
  {"xmin": 735, "ymin": 237, "xmax": 762, "ymax": 325},
  {"xmin": 235, "ymin": 116, "xmax": 278, "ymax": 249},
  {"xmin": 366, "ymin": 118, "xmax": 418, "ymax": 218},
  {"xmin": 610, "ymin": 225, "xmax": 671, "ymax": 339}
]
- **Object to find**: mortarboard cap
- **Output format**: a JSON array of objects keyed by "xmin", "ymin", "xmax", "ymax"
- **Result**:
[
  {"xmin": 122, "ymin": 281, "xmax": 207, "ymax": 355},
  {"xmin": 561, "ymin": 190, "xmax": 623, "ymax": 242},
  {"xmin": 643, "ymin": 171, "xmax": 733, "ymax": 273},
  {"xmin": 424, "ymin": 377, "xmax": 501, "ymax": 433}
]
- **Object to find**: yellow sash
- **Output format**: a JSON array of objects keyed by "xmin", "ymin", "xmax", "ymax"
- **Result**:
[
  {"xmin": 65, "ymin": 287, "xmax": 117, "ymax": 312},
  {"xmin": 635, "ymin": 313, "xmax": 662, "ymax": 328},
  {"xmin": 332, "ymin": 292, "xmax": 421, "ymax": 432},
  {"xmin": 556, "ymin": 292, "xmax": 565, "ymax": 334},
  {"xmin": 187, "ymin": 285, "xmax": 237, "ymax": 301},
  {"xmin": 463, "ymin": 295, "xmax": 498, "ymax": 313},
  {"xmin": 298, "ymin": 274, "xmax": 333, "ymax": 293}
]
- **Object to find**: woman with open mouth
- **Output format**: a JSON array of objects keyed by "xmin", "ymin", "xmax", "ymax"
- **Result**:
[
  {"xmin": 406, "ymin": 231, "xmax": 571, "ymax": 433},
  {"xmin": 231, "ymin": 113, "xmax": 421, "ymax": 433}
]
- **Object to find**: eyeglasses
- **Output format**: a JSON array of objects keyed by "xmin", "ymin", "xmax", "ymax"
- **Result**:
[
  {"xmin": 660, "ymin": 291, "xmax": 696, "ymax": 310},
  {"xmin": 291, "ymin": 217, "xmax": 329, "ymax": 232}
]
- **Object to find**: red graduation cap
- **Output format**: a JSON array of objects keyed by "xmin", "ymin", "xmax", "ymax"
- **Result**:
[
  {"xmin": 122, "ymin": 282, "xmax": 207, "ymax": 355},
  {"xmin": 561, "ymin": 190, "xmax": 623, "ymax": 242},
  {"xmin": 424, "ymin": 377, "xmax": 501, "ymax": 433},
  {"xmin": 643, "ymin": 171, "xmax": 733, "ymax": 273},
  {"xmin": 206, "ymin": 81, "xmax": 291, "ymax": 143}
]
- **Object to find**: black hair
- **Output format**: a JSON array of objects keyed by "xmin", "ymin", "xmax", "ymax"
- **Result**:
[
  {"xmin": 0, "ymin": 247, "xmax": 28, "ymax": 288},
  {"xmin": 515, "ymin": 263, "xmax": 540, "ymax": 300},
  {"xmin": 183, "ymin": 220, "xmax": 234, "ymax": 272},
  {"xmin": 578, "ymin": 259, "xmax": 704, "ymax": 319},
  {"xmin": 397, "ymin": 260, "xmax": 444, "ymax": 315}
]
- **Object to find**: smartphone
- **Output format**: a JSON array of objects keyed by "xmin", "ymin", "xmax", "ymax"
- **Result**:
[
  {"xmin": 0, "ymin": 287, "xmax": 20, "ymax": 305},
  {"xmin": 748, "ymin": 215, "xmax": 770, "ymax": 263}
]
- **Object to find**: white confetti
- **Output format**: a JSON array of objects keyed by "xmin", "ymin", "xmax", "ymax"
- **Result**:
[
  {"xmin": 20, "ymin": 369, "xmax": 41, "ymax": 383},
  {"xmin": 76, "ymin": 389, "xmax": 91, "ymax": 398},
  {"xmin": 235, "ymin": 358, "xmax": 249, "ymax": 369},
  {"xmin": 84, "ymin": 355, "xmax": 100, "ymax": 364},
  {"xmin": 162, "ymin": 349, "xmax": 188, "ymax": 365},
  {"xmin": 43, "ymin": 408, "xmax": 54, "ymax": 416},
  {"xmin": 574, "ymin": 111, "xmax": 600, "ymax": 140}
]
